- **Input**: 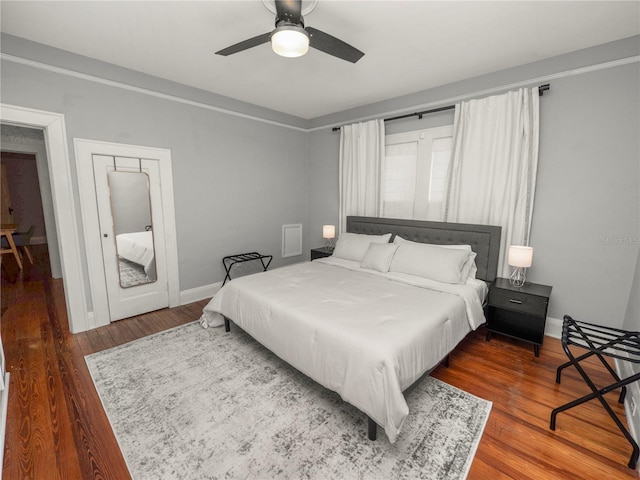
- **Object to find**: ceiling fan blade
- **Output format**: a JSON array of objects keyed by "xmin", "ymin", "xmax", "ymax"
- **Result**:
[
  {"xmin": 306, "ymin": 27, "xmax": 364, "ymax": 63},
  {"xmin": 275, "ymin": 0, "xmax": 303, "ymax": 25},
  {"xmin": 215, "ymin": 32, "xmax": 272, "ymax": 56}
]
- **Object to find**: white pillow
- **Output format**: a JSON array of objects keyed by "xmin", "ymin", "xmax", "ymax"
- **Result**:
[
  {"xmin": 389, "ymin": 242, "xmax": 470, "ymax": 284},
  {"xmin": 361, "ymin": 243, "xmax": 399, "ymax": 273},
  {"xmin": 442, "ymin": 246, "xmax": 477, "ymax": 280},
  {"xmin": 394, "ymin": 236, "xmax": 478, "ymax": 279},
  {"xmin": 332, "ymin": 232, "xmax": 392, "ymax": 262}
]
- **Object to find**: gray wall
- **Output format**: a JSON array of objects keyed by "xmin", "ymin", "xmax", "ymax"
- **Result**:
[
  {"xmin": 1, "ymin": 34, "xmax": 310, "ymax": 307},
  {"xmin": 532, "ymin": 62, "xmax": 639, "ymax": 326},
  {"xmin": 308, "ymin": 36, "xmax": 640, "ymax": 328},
  {"xmin": 0, "ymin": 153, "xmax": 45, "ymax": 239},
  {"xmin": 2, "ymin": 33, "xmax": 638, "ymax": 330}
]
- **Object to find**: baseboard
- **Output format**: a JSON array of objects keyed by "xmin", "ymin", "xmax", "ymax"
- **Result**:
[
  {"xmin": 78, "ymin": 286, "xmax": 218, "ymax": 334},
  {"xmin": 31, "ymin": 236, "xmax": 47, "ymax": 245},
  {"xmin": 0, "ymin": 372, "xmax": 10, "ymax": 473},
  {"xmin": 65, "ymin": 310, "xmax": 96, "ymax": 334},
  {"xmin": 83, "ymin": 311, "xmax": 104, "ymax": 332},
  {"xmin": 180, "ymin": 282, "xmax": 222, "ymax": 306},
  {"xmin": 544, "ymin": 316, "xmax": 563, "ymax": 339},
  {"xmin": 615, "ymin": 357, "xmax": 640, "ymax": 474}
]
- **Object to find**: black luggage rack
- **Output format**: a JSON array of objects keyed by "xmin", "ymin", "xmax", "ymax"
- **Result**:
[
  {"xmin": 551, "ymin": 315, "xmax": 640, "ymax": 469},
  {"xmin": 222, "ymin": 252, "xmax": 273, "ymax": 286}
]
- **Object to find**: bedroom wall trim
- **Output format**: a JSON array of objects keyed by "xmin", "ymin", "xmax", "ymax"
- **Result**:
[
  {"xmin": 544, "ymin": 316, "xmax": 562, "ymax": 340},
  {"xmin": 179, "ymin": 282, "xmax": 221, "ymax": 307},
  {"xmin": 616, "ymin": 356, "xmax": 640, "ymax": 472},
  {"xmin": 2, "ymin": 51, "xmax": 637, "ymax": 134},
  {"xmin": 0, "ymin": 104, "xmax": 88, "ymax": 333},
  {"xmin": 309, "ymin": 55, "xmax": 640, "ymax": 132},
  {"xmin": 0, "ymin": 53, "xmax": 308, "ymax": 133}
]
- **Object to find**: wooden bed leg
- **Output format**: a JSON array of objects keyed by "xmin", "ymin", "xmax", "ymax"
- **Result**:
[
  {"xmin": 224, "ymin": 316, "xmax": 230, "ymax": 332},
  {"xmin": 367, "ymin": 417, "xmax": 377, "ymax": 441}
]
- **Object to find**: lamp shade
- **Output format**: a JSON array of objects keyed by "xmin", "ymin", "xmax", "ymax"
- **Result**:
[
  {"xmin": 322, "ymin": 225, "xmax": 335, "ymax": 239},
  {"xmin": 508, "ymin": 246, "xmax": 533, "ymax": 268},
  {"xmin": 271, "ymin": 26, "xmax": 309, "ymax": 58}
]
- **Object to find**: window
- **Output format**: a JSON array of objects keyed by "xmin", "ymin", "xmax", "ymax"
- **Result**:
[{"xmin": 382, "ymin": 125, "xmax": 453, "ymax": 221}]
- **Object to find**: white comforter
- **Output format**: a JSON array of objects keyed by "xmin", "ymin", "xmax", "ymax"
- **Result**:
[
  {"xmin": 201, "ymin": 257, "xmax": 486, "ymax": 443},
  {"xmin": 116, "ymin": 231, "xmax": 156, "ymax": 281}
]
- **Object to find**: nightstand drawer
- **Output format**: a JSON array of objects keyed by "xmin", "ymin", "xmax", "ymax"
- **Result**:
[
  {"xmin": 489, "ymin": 288, "xmax": 548, "ymax": 316},
  {"xmin": 487, "ymin": 307, "xmax": 546, "ymax": 345}
]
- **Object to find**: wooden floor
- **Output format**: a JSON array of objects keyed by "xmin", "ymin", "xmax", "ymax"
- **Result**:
[{"xmin": 1, "ymin": 246, "xmax": 638, "ymax": 479}]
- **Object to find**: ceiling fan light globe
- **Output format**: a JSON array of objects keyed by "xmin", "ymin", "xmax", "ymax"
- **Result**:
[{"xmin": 271, "ymin": 26, "xmax": 309, "ymax": 58}]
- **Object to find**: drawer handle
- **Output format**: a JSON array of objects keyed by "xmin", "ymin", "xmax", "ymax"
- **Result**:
[{"xmin": 508, "ymin": 299, "xmax": 523, "ymax": 304}]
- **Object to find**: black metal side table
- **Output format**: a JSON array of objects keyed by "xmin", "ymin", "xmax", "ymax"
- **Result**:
[
  {"xmin": 550, "ymin": 315, "xmax": 640, "ymax": 469},
  {"xmin": 222, "ymin": 252, "xmax": 272, "ymax": 286}
]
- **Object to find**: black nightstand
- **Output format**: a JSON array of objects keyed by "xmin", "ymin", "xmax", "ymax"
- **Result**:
[
  {"xmin": 311, "ymin": 247, "xmax": 334, "ymax": 260},
  {"xmin": 486, "ymin": 277, "xmax": 552, "ymax": 357}
]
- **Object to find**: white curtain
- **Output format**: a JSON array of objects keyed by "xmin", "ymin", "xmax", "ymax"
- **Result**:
[
  {"xmin": 444, "ymin": 88, "xmax": 540, "ymax": 277},
  {"xmin": 339, "ymin": 119, "xmax": 385, "ymax": 233}
]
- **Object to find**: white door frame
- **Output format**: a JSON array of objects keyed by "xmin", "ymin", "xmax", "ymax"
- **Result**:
[
  {"xmin": 0, "ymin": 103, "xmax": 88, "ymax": 333},
  {"xmin": 75, "ymin": 138, "xmax": 180, "ymax": 327}
]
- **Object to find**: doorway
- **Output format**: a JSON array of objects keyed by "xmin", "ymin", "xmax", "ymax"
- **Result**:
[
  {"xmin": 0, "ymin": 125, "xmax": 62, "ymax": 278},
  {"xmin": 0, "ymin": 106, "xmax": 86, "ymax": 333}
]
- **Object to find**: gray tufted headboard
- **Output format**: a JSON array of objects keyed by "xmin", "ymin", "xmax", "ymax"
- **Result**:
[{"xmin": 346, "ymin": 216, "xmax": 502, "ymax": 282}]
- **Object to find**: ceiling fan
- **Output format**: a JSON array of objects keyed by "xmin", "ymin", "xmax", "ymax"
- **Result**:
[{"xmin": 215, "ymin": 0, "xmax": 364, "ymax": 63}]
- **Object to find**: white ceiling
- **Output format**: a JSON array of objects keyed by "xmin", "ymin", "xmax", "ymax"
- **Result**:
[{"xmin": 1, "ymin": 1, "xmax": 638, "ymax": 120}]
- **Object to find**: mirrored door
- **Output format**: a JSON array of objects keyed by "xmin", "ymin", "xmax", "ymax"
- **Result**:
[
  {"xmin": 93, "ymin": 155, "xmax": 169, "ymax": 321},
  {"xmin": 108, "ymin": 170, "xmax": 157, "ymax": 288}
]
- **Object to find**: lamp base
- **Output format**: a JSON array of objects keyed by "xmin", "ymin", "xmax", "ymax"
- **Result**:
[
  {"xmin": 509, "ymin": 267, "xmax": 527, "ymax": 287},
  {"xmin": 324, "ymin": 239, "xmax": 334, "ymax": 249}
]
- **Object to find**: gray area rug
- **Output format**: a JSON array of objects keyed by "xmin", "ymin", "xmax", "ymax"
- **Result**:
[
  {"xmin": 118, "ymin": 257, "xmax": 148, "ymax": 288},
  {"xmin": 86, "ymin": 322, "xmax": 491, "ymax": 480}
]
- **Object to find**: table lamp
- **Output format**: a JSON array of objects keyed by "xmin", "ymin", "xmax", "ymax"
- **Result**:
[
  {"xmin": 508, "ymin": 245, "xmax": 533, "ymax": 287},
  {"xmin": 322, "ymin": 225, "xmax": 335, "ymax": 249}
]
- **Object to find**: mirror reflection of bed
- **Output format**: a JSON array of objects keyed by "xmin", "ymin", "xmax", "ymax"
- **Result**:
[
  {"xmin": 107, "ymin": 170, "xmax": 157, "ymax": 289},
  {"xmin": 116, "ymin": 229, "xmax": 156, "ymax": 287}
]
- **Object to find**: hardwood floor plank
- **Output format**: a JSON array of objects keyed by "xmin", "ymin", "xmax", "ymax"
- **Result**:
[
  {"xmin": 84, "ymin": 329, "xmax": 107, "ymax": 354},
  {"xmin": 488, "ymin": 408, "xmax": 633, "ymax": 478},
  {"xmin": 59, "ymin": 338, "xmax": 132, "ymax": 480},
  {"xmin": 44, "ymin": 280, "xmax": 131, "ymax": 480},
  {"xmin": 2, "ymin": 247, "xmax": 639, "ymax": 479},
  {"xmin": 74, "ymin": 332, "xmax": 95, "ymax": 358},
  {"xmin": 2, "ymin": 283, "xmax": 79, "ymax": 479},
  {"xmin": 433, "ymin": 328, "xmax": 639, "ymax": 479},
  {"xmin": 127, "ymin": 315, "xmax": 154, "ymax": 339}
]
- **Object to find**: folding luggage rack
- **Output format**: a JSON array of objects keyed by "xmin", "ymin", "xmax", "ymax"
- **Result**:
[
  {"xmin": 222, "ymin": 252, "xmax": 272, "ymax": 286},
  {"xmin": 551, "ymin": 315, "xmax": 640, "ymax": 469}
]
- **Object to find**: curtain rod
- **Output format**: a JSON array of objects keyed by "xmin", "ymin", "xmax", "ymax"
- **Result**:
[{"xmin": 331, "ymin": 83, "xmax": 550, "ymax": 132}]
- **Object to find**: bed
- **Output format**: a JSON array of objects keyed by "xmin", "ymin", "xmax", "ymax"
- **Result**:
[
  {"xmin": 200, "ymin": 216, "xmax": 501, "ymax": 443},
  {"xmin": 116, "ymin": 231, "xmax": 156, "ymax": 282}
]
